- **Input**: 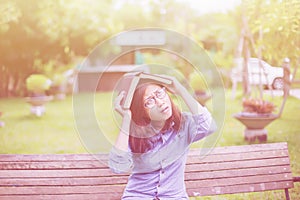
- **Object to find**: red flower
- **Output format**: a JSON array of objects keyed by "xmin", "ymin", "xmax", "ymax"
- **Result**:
[{"xmin": 242, "ymin": 98, "xmax": 276, "ymax": 114}]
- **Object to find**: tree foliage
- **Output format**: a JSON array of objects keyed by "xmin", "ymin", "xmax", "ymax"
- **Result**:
[
  {"xmin": 0, "ymin": 0, "xmax": 298, "ymax": 97},
  {"xmin": 0, "ymin": 0, "xmax": 114, "ymax": 97},
  {"xmin": 242, "ymin": 0, "xmax": 300, "ymax": 67}
]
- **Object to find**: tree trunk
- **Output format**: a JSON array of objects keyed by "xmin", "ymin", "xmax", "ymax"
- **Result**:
[
  {"xmin": 242, "ymin": 39, "xmax": 251, "ymax": 96},
  {"xmin": 0, "ymin": 67, "xmax": 9, "ymax": 98}
]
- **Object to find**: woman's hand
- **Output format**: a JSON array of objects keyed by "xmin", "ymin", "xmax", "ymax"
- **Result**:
[
  {"xmin": 158, "ymin": 75, "xmax": 185, "ymax": 95},
  {"xmin": 114, "ymin": 91, "xmax": 132, "ymax": 118},
  {"xmin": 113, "ymin": 91, "xmax": 132, "ymax": 152},
  {"xmin": 159, "ymin": 74, "xmax": 205, "ymax": 114}
]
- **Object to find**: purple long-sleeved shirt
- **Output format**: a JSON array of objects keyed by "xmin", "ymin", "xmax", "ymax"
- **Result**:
[{"xmin": 109, "ymin": 108, "xmax": 216, "ymax": 200}]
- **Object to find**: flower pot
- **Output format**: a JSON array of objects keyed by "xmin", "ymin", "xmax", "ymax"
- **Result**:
[
  {"xmin": 233, "ymin": 112, "xmax": 278, "ymax": 142},
  {"xmin": 25, "ymin": 96, "xmax": 53, "ymax": 106},
  {"xmin": 234, "ymin": 112, "xmax": 278, "ymax": 129},
  {"xmin": 25, "ymin": 96, "xmax": 53, "ymax": 116}
]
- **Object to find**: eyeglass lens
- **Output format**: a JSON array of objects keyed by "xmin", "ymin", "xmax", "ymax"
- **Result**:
[{"xmin": 144, "ymin": 87, "xmax": 166, "ymax": 108}]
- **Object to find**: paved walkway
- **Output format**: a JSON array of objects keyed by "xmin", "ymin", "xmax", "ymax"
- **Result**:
[{"xmin": 290, "ymin": 89, "xmax": 300, "ymax": 99}]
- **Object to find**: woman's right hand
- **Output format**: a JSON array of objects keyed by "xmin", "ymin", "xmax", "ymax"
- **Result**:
[{"xmin": 114, "ymin": 91, "xmax": 132, "ymax": 118}]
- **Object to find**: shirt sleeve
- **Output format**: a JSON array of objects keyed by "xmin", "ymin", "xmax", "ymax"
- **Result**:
[
  {"xmin": 108, "ymin": 146, "xmax": 133, "ymax": 174},
  {"xmin": 184, "ymin": 107, "xmax": 217, "ymax": 144}
]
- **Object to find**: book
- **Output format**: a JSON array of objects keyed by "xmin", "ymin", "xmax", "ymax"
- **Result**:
[{"xmin": 116, "ymin": 72, "xmax": 173, "ymax": 109}]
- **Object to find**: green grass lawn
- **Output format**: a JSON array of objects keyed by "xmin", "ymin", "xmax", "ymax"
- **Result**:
[
  {"xmin": 0, "ymin": 92, "xmax": 119, "ymax": 154},
  {"xmin": 0, "ymin": 89, "xmax": 299, "ymax": 199}
]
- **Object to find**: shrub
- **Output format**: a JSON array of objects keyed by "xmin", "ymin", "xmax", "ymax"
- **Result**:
[{"xmin": 26, "ymin": 74, "xmax": 52, "ymax": 95}]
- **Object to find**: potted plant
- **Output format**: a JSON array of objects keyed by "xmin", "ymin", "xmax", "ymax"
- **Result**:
[
  {"xmin": 26, "ymin": 74, "xmax": 52, "ymax": 97},
  {"xmin": 189, "ymin": 72, "xmax": 211, "ymax": 106},
  {"xmin": 25, "ymin": 74, "xmax": 53, "ymax": 116},
  {"xmin": 241, "ymin": 98, "xmax": 276, "ymax": 117},
  {"xmin": 234, "ymin": 98, "xmax": 278, "ymax": 142}
]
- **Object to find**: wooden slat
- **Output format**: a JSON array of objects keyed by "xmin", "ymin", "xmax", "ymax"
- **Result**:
[
  {"xmin": 0, "ymin": 160, "xmax": 107, "ymax": 170},
  {"xmin": 0, "ymin": 168, "xmax": 129, "ymax": 178},
  {"xmin": 0, "ymin": 165, "xmax": 292, "ymax": 187},
  {"xmin": 1, "ymin": 166, "xmax": 290, "ymax": 181},
  {"xmin": 185, "ymin": 165, "xmax": 292, "ymax": 180},
  {"xmin": 0, "ymin": 156, "xmax": 289, "ymax": 171},
  {"xmin": 0, "ymin": 166, "xmax": 291, "ymax": 187},
  {"xmin": 0, "ymin": 185, "xmax": 125, "ymax": 195},
  {"xmin": 0, "ymin": 142, "xmax": 287, "ymax": 162},
  {"xmin": 186, "ymin": 181, "xmax": 293, "ymax": 196},
  {"xmin": 0, "ymin": 193, "xmax": 121, "ymax": 200},
  {"xmin": 0, "ymin": 142, "xmax": 287, "ymax": 161},
  {"xmin": 0, "ymin": 176, "xmax": 129, "ymax": 186},
  {"xmin": 0, "ymin": 179, "xmax": 293, "ymax": 198},
  {"xmin": 186, "ymin": 173, "xmax": 293, "ymax": 188},
  {"xmin": 0, "ymin": 154, "xmax": 108, "ymax": 162},
  {"xmin": 189, "ymin": 142, "xmax": 288, "ymax": 156},
  {"xmin": 186, "ymin": 157, "xmax": 291, "ymax": 172},
  {"xmin": 187, "ymin": 149, "xmax": 289, "ymax": 164},
  {"xmin": 0, "ymin": 146, "xmax": 288, "ymax": 170},
  {"xmin": 0, "ymin": 173, "xmax": 292, "ymax": 188}
]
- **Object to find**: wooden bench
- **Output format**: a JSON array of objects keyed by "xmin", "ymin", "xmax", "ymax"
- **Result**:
[{"xmin": 0, "ymin": 142, "xmax": 299, "ymax": 200}]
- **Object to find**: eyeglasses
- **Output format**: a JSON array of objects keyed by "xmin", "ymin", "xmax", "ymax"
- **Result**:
[{"xmin": 144, "ymin": 87, "xmax": 167, "ymax": 109}]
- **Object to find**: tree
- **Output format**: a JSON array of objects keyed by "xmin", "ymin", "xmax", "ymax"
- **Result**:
[
  {"xmin": 243, "ymin": 0, "xmax": 300, "ymax": 67},
  {"xmin": 0, "ymin": 0, "xmax": 114, "ymax": 97}
]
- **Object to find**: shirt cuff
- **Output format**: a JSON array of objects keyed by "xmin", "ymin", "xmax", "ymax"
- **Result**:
[{"xmin": 108, "ymin": 146, "xmax": 133, "ymax": 173}]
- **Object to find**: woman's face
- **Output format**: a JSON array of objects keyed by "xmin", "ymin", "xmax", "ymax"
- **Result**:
[{"xmin": 143, "ymin": 84, "xmax": 172, "ymax": 121}]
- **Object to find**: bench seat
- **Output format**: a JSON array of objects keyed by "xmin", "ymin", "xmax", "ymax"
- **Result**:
[{"xmin": 0, "ymin": 142, "xmax": 298, "ymax": 199}]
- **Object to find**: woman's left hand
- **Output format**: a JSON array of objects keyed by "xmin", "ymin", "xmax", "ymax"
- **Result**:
[
  {"xmin": 158, "ymin": 75, "xmax": 184, "ymax": 95},
  {"xmin": 159, "ymin": 74, "xmax": 204, "ymax": 114}
]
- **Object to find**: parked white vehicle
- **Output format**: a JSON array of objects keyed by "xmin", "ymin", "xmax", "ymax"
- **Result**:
[{"xmin": 231, "ymin": 58, "xmax": 285, "ymax": 90}]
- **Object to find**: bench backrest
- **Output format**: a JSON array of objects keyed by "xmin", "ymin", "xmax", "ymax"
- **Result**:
[{"xmin": 0, "ymin": 142, "xmax": 293, "ymax": 200}]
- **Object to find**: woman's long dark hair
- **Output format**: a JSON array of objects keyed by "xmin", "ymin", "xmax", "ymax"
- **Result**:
[{"xmin": 129, "ymin": 83, "xmax": 181, "ymax": 153}]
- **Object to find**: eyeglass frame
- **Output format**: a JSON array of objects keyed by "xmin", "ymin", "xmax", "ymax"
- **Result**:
[{"xmin": 144, "ymin": 87, "xmax": 167, "ymax": 109}]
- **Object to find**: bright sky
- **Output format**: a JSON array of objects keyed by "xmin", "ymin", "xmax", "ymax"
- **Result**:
[
  {"xmin": 114, "ymin": 0, "xmax": 242, "ymax": 15},
  {"xmin": 177, "ymin": 0, "xmax": 241, "ymax": 14}
]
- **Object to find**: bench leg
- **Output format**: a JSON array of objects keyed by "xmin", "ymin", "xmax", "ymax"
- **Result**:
[{"xmin": 285, "ymin": 188, "xmax": 290, "ymax": 200}]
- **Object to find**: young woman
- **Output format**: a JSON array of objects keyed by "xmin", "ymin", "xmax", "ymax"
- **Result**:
[{"xmin": 109, "ymin": 75, "xmax": 216, "ymax": 200}]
